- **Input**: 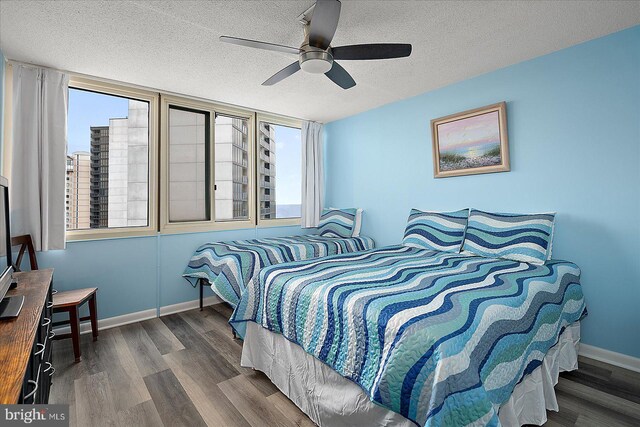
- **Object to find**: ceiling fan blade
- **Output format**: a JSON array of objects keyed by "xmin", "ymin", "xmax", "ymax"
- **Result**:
[
  {"xmin": 262, "ymin": 61, "xmax": 301, "ymax": 86},
  {"xmin": 220, "ymin": 36, "xmax": 300, "ymax": 55},
  {"xmin": 332, "ymin": 44, "xmax": 412, "ymax": 60},
  {"xmin": 325, "ymin": 61, "xmax": 355, "ymax": 89},
  {"xmin": 309, "ymin": 0, "xmax": 341, "ymax": 50}
]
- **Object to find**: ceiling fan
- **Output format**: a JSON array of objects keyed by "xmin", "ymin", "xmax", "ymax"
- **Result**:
[{"xmin": 219, "ymin": 0, "xmax": 412, "ymax": 89}]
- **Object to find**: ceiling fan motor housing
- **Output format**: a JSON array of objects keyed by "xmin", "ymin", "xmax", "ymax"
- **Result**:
[{"xmin": 299, "ymin": 49, "xmax": 333, "ymax": 73}]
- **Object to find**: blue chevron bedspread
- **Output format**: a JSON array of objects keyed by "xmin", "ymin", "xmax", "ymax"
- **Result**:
[
  {"xmin": 230, "ymin": 245, "xmax": 586, "ymax": 427},
  {"xmin": 183, "ymin": 234, "xmax": 374, "ymax": 308}
]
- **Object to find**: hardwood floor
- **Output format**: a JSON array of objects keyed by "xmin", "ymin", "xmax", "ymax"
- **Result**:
[{"xmin": 50, "ymin": 304, "xmax": 640, "ymax": 427}]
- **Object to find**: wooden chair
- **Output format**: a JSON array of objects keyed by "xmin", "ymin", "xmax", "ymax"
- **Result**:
[
  {"xmin": 11, "ymin": 234, "xmax": 98, "ymax": 363},
  {"xmin": 11, "ymin": 234, "xmax": 39, "ymax": 272}
]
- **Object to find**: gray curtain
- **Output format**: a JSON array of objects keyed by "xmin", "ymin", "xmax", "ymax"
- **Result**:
[
  {"xmin": 301, "ymin": 121, "xmax": 323, "ymax": 228},
  {"xmin": 11, "ymin": 65, "xmax": 68, "ymax": 250}
]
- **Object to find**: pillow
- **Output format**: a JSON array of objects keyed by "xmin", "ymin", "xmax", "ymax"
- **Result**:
[
  {"xmin": 352, "ymin": 209, "xmax": 363, "ymax": 237},
  {"xmin": 462, "ymin": 209, "xmax": 555, "ymax": 265},
  {"xmin": 402, "ymin": 208, "xmax": 469, "ymax": 252},
  {"xmin": 317, "ymin": 208, "xmax": 358, "ymax": 238},
  {"xmin": 330, "ymin": 207, "xmax": 363, "ymax": 237}
]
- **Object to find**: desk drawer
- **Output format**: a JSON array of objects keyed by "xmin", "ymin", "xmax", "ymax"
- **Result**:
[{"xmin": 17, "ymin": 283, "xmax": 54, "ymax": 404}]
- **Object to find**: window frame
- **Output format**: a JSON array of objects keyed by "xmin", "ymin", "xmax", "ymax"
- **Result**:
[
  {"xmin": 3, "ymin": 68, "xmax": 305, "ymax": 241},
  {"xmin": 65, "ymin": 76, "xmax": 159, "ymax": 241},
  {"xmin": 255, "ymin": 113, "xmax": 302, "ymax": 228},
  {"xmin": 159, "ymin": 94, "xmax": 257, "ymax": 234}
]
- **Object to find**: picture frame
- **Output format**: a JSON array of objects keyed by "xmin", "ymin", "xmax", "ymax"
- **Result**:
[{"xmin": 431, "ymin": 102, "xmax": 510, "ymax": 178}]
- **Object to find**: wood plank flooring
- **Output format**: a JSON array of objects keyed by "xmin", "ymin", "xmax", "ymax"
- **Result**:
[{"xmin": 50, "ymin": 304, "xmax": 640, "ymax": 427}]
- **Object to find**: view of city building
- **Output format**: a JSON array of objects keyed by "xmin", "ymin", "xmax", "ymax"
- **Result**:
[
  {"xmin": 65, "ymin": 152, "xmax": 91, "ymax": 229},
  {"xmin": 67, "ymin": 97, "xmax": 149, "ymax": 230},
  {"xmin": 212, "ymin": 116, "xmax": 278, "ymax": 221},
  {"xmin": 267, "ymin": 122, "xmax": 302, "ymax": 219},
  {"xmin": 89, "ymin": 126, "xmax": 109, "ymax": 228},
  {"xmin": 107, "ymin": 101, "xmax": 149, "ymax": 228},
  {"xmin": 258, "ymin": 122, "xmax": 276, "ymax": 219},
  {"xmin": 67, "ymin": 88, "xmax": 300, "ymax": 230},
  {"xmin": 214, "ymin": 115, "xmax": 252, "ymax": 221}
]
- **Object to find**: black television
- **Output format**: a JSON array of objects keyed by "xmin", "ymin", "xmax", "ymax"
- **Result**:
[{"xmin": 0, "ymin": 175, "xmax": 21, "ymax": 319}]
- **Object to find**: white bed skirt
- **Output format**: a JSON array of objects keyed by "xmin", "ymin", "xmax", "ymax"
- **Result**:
[{"xmin": 241, "ymin": 322, "xmax": 581, "ymax": 427}]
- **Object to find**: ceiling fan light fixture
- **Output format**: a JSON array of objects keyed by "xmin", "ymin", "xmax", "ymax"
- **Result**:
[
  {"xmin": 299, "ymin": 50, "xmax": 333, "ymax": 74},
  {"xmin": 219, "ymin": 0, "xmax": 412, "ymax": 89}
]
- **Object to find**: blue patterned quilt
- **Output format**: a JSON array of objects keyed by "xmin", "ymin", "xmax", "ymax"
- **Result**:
[
  {"xmin": 231, "ymin": 245, "xmax": 586, "ymax": 427},
  {"xmin": 183, "ymin": 234, "xmax": 374, "ymax": 308}
]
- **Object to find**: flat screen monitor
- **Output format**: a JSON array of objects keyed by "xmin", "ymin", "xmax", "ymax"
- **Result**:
[{"xmin": 0, "ymin": 175, "xmax": 18, "ymax": 318}]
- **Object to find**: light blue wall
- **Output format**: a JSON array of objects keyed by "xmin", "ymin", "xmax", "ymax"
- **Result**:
[
  {"xmin": 36, "ymin": 226, "xmax": 307, "ymax": 320},
  {"xmin": 324, "ymin": 26, "xmax": 640, "ymax": 358},
  {"xmin": 39, "ymin": 236, "xmax": 159, "ymax": 319}
]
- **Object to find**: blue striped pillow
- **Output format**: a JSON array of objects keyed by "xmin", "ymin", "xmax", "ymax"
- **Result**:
[
  {"xmin": 317, "ymin": 208, "xmax": 358, "ymax": 238},
  {"xmin": 402, "ymin": 209, "xmax": 469, "ymax": 253},
  {"xmin": 462, "ymin": 209, "xmax": 555, "ymax": 265}
]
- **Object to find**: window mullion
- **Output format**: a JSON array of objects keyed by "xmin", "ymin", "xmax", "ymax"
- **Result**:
[{"xmin": 210, "ymin": 108, "xmax": 217, "ymax": 223}]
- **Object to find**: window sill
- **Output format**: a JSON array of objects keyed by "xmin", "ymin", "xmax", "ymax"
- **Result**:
[
  {"xmin": 66, "ymin": 227, "xmax": 157, "ymax": 242},
  {"xmin": 159, "ymin": 219, "xmax": 258, "ymax": 235},
  {"xmin": 257, "ymin": 217, "xmax": 301, "ymax": 228},
  {"xmin": 65, "ymin": 219, "xmax": 305, "ymax": 242}
]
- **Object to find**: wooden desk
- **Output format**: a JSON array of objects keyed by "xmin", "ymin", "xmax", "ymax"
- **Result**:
[{"xmin": 0, "ymin": 268, "xmax": 54, "ymax": 404}]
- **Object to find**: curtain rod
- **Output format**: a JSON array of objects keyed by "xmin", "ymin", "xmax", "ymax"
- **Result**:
[
  {"xmin": 6, "ymin": 58, "xmax": 312, "ymax": 124},
  {"xmin": 8, "ymin": 59, "xmax": 79, "ymax": 76}
]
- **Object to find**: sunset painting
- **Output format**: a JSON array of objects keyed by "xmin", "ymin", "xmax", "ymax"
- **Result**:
[{"xmin": 431, "ymin": 102, "xmax": 510, "ymax": 178}]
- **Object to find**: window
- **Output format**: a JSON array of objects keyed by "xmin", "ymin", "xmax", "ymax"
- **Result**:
[
  {"xmin": 214, "ymin": 114, "xmax": 249, "ymax": 221},
  {"xmin": 160, "ymin": 96, "xmax": 255, "ymax": 233},
  {"xmin": 65, "ymin": 78, "xmax": 158, "ymax": 240},
  {"xmin": 168, "ymin": 106, "xmax": 210, "ymax": 222},
  {"xmin": 61, "ymin": 76, "xmax": 301, "ymax": 239},
  {"xmin": 257, "ymin": 116, "xmax": 302, "ymax": 223}
]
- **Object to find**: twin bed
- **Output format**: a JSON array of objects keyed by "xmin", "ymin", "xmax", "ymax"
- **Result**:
[
  {"xmin": 183, "ymin": 208, "xmax": 371, "ymax": 310},
  {"xmin": 183, "ymin": 234, "xmax": 374, "ymax": 309},
  {"xmin": 183, "ymin": 208, "xmax": 587, "ymax": 427}
]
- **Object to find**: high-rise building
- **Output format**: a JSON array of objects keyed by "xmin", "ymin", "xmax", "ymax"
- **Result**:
[
  {"xmin": 90, "ymin": 126, "xmax": 109, "ymax": 228},
  {"xmin": 258, "ymin": 122, "xmax": 276, "ymax": 219},
  {"xmin": 214, "ymin": 115, "xmax": 249, "ymax": 220},
  {"xmin": 85, "ymin": 101, "xmax": 149, "ymax": 229},
  {"xmin": 66, "ymin": 151, "xmax": 91, "ymax": 230},
  {"xmin": 107, "ymin": 100, "xmax": 149, "ymax": 228},
  {"xmin": 66, "ymin": 156, "xmax": 73, "ymax": 228}
]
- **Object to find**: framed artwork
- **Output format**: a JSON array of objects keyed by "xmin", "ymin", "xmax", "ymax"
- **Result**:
[{"xmin": 431, "ymin": 102, "xmax": 509, "ymax": 178}]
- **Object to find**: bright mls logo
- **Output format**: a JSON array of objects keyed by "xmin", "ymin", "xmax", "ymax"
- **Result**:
[{"xmin": 1, "ymin": 405, "xmax": 68, "ymax": 426}]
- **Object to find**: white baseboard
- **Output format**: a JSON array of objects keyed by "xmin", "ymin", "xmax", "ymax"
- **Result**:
[
  {"xmin": 579, "ymin": 343, "xmax": 640, "ymax": 373},
  {"xmin": 159, "ymin": 295, "xmax": 221, "ymax": 316},
  {"xmin": 53, "ymin": 308, "xmax": 157, "ymax": 336},
  {"xmin": 52, "ymin": 295, "xmax": 222, "ymax": 336}
]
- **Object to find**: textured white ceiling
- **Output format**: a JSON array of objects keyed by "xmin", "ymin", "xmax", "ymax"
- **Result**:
[{"xmin": 1, "ymin": 1, "xmax": 639, "ymax": 123}]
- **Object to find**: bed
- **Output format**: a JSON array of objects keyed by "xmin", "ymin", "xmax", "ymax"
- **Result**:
[
  {"xmin": 230, "ymin": 245, "xmax": 587, "ymax": 427},
  {"xmin": 182, "ymin": 234, "xmax": 375, "ymax": 310}
]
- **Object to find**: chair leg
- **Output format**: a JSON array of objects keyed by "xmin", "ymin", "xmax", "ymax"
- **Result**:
[
  {"xmin": 200, "ymin": 280, "xmax": 204, "ymax": 311},
  {"xmin": 88, "ymin": 294, "xmax": 99, "ymax": 342},
  {"xmin": 69, "ymin": 307, "xmax": 81, "ymax": 363}
]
